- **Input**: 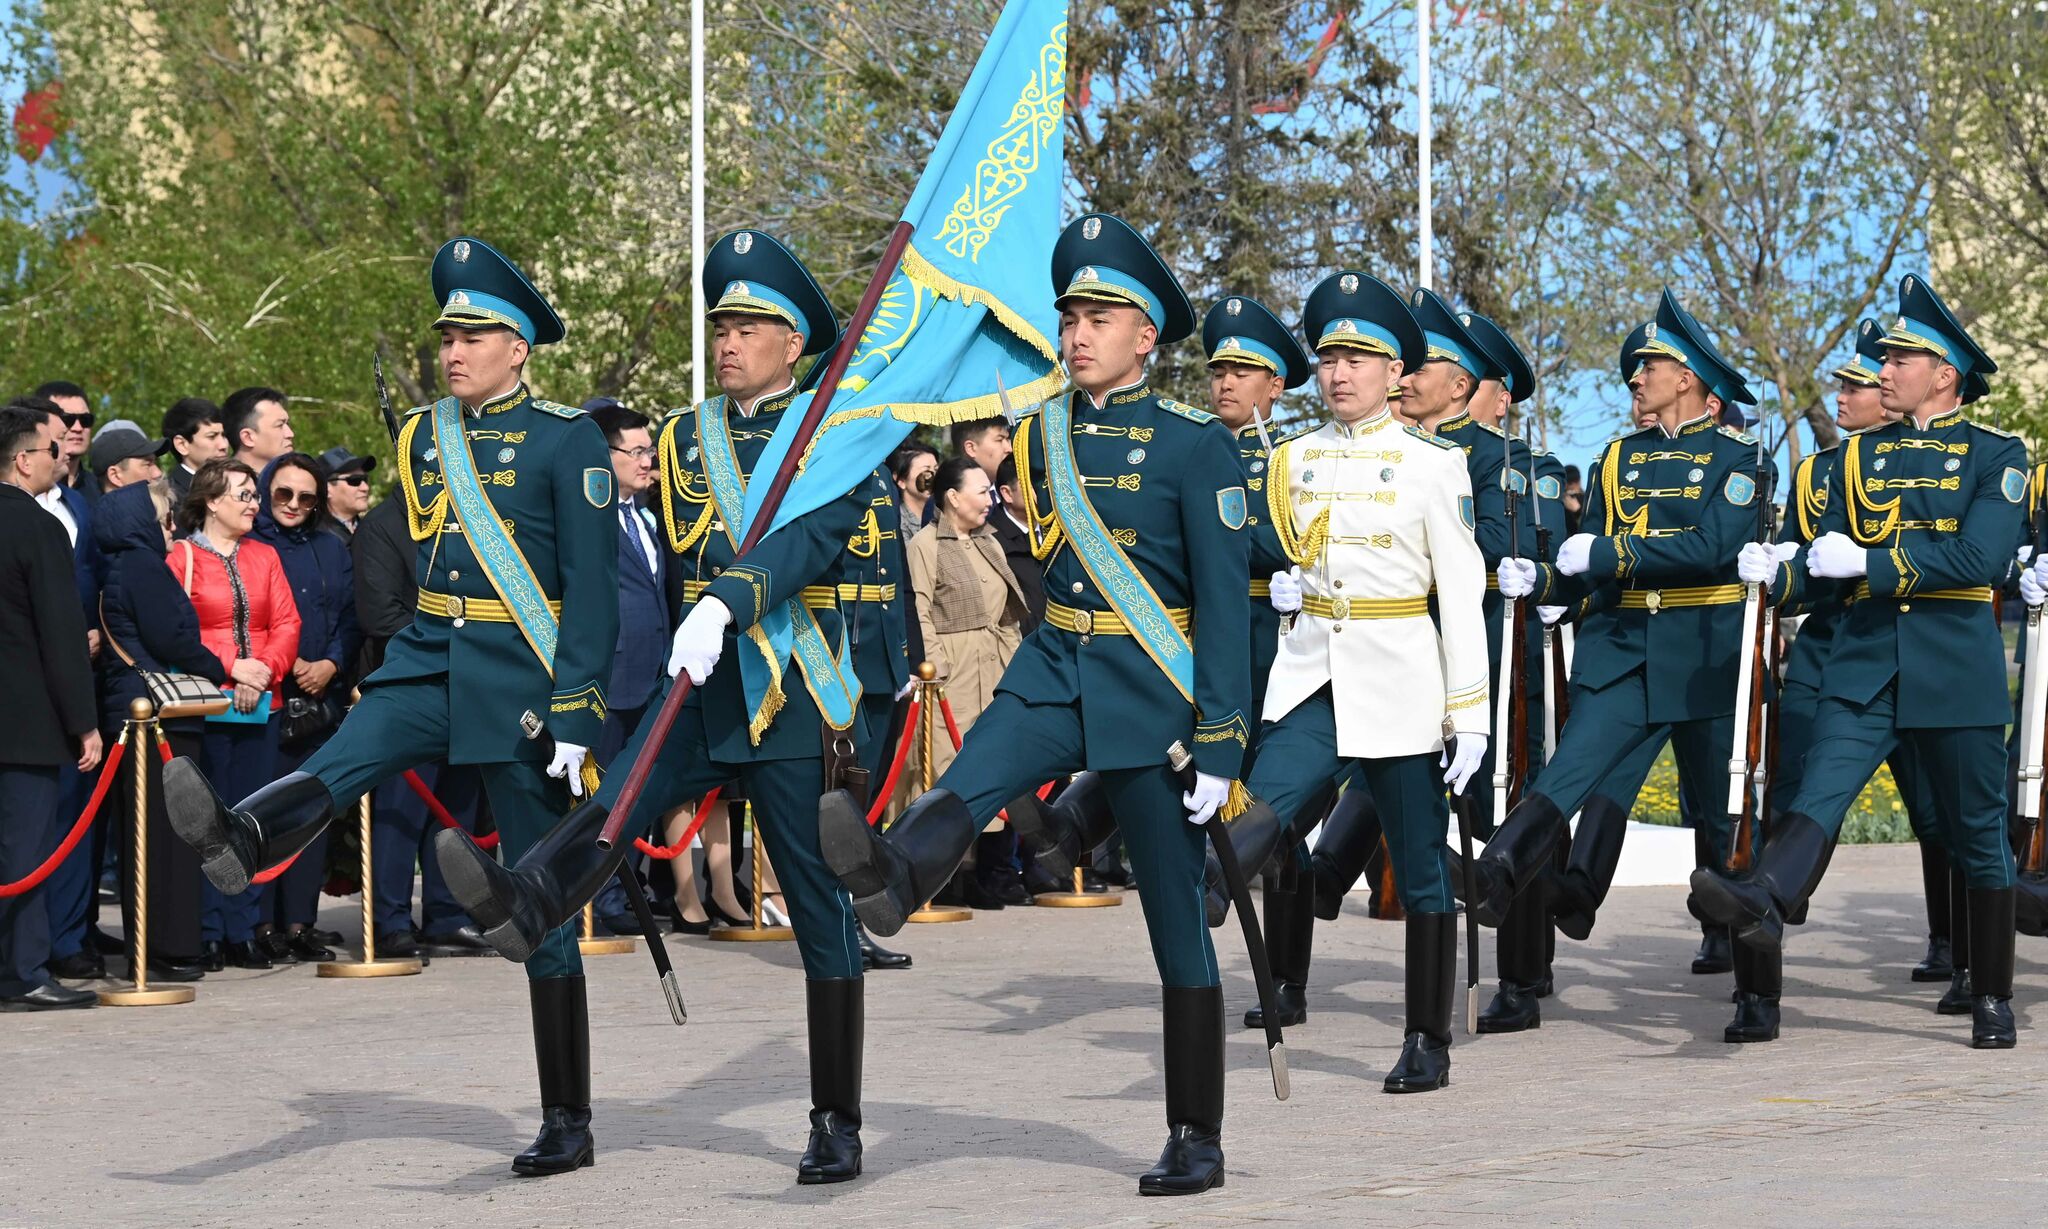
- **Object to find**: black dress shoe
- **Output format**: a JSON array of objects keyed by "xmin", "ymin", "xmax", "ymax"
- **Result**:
[
  {"xmin": 89, "ymin": 926, "xmax": 126, "ymax": 955},
  {"xmin": 858, "ymin": 924, "xmax": 912, "ymax": 971},
  {"xmin": 0, "ymin": 978, "xmax": 98, "ymax": 1011},
  {"xmin": 1971, "ymin": 996, "xmax": 2016, "ymax": 1049},
  {"xmin": 1936, "ymin": 970, "xmax": 1973, "ymax": 1015},
  {"xmin": 419, "ymin": 925, "xmax": 494, "ymax": 956},
  {"xmin": 259, "ymin": 931, "xmax": 298, "ymax": 962},
  {"xmin": 223, "ymin": 940, "xmax": 274, "ymax": 969},
  {"xmin": 666, "ymin": 907, "xmax": 713, "ymax": 937},
  {"xmin": 377, "ymin": 930, "xmax": 423, "ymax": 959},
  {"xmin": 1911, "ymin": 934, "xmax": 1954, "ymax": 983},
  {"xmin": 142, "ymin": 958, "xmax": 206, "ymax": 983},
  {"xmin": 987, "ymin": 873, "xmax": 1033, "ymax": 907},
  {"xmin": 48, "ymin": 950, "xmax": 106, "ymax": 980},
  {"xmin": 1476, "ymin": 981, "xmax": 1542, "ymax": 1033},
  {"xmin": 596, "ymin": 912, "xmax": 643, "ymax": 938},
  {"xmin": 1243, "ymin": 982, "xmax": 1306, "ymax": 1029},
  {"xmin": 1692, "ymin": 927, "xmax": 1733, "ymax": 975},
  {"xmin": 201, "ymin": 941, "xmax": 226, "ymax": 972},
  {"xmin": 287, "ymin": 932, "xmax": 336, "ymax": 962},
  {"xmin": 1138, "ymin": 1123, "xmax": 1224, "ymax": 1195},
  {"xmin": 1724, "ymin": 993, "xmax": 1781, "ymax": 1043},
  {"xmin": 312, "ymin": 927, "xmax": 347, "ymax": 948},
  {"xmin": 1023, "ymin": 863, "xmax": 1064, "ymax": 895},
  {"xmin": 954, "ymin": 873, "xmax": 1005, "ymax": 911}
]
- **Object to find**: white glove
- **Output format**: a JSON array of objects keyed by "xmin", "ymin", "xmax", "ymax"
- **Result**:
[
  {"xmin": 1182, "ymin": 771, "xmax": 1231, "ymax": 826},
  {"xmin": 546, "ymin": 741, "xmax": 590, "ymax": 798},
  {"xmin": 2022, "ymin": 566, "xmax": 2047, "ymax": 608},
  {"xmin": 1806, "ymin": 532, "xmax": 1868, "ymax": 579},
  {"xmin": 1737, "ymin": 541, "xmax": 1779, "ymax": 586},
  {"xmin": 1537, "ymin": 604, "xmax": 1568, "ymax": 626},
  {"xmin": 1269, "ymin": 566, "xmax": 1303, "ymax": 614},
  {"xmin": 2020, "ymin": 546, "xmax": 2035, "ymax": 567},
  {"xmin": 895, "ymin": 678, "xmax": 916, "ymax": 701},
  {"xmin": 1441, "ymin": 734, "xmax": 1488, "ymax": 796},
  {"xmin": 1555, "ymin": 533, "xmax": 1595, "ymax": 577},
  {"xmin": 667, "ymin": 596, "xmax": 732, "ymax": 683},
  {"xmin": 1497, "ymin": 557, "xmax": 1539, "ymax": 599}
]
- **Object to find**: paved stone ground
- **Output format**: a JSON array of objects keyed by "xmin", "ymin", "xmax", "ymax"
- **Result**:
[{"xmin": 6, "ymin": 844, "xmax": 2046, "ymax": 1228}]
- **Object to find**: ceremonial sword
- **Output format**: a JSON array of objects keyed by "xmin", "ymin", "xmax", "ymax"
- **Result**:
[
  {"xmin": 1448, "ymin": 735, "xmax": 1482, "ymax": 1034},
  {"xmin": 1168, "ymin": 741, "xmax": 1288, "ymax": 1101},
  {"xmin": 374, "ymin": 354, "xmax": 401, "ymax": 444}
]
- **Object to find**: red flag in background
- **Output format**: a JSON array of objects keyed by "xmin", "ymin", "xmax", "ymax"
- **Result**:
[{"xmin": 14, "ymin": 80, "xmax": 63, "ymax": 161}]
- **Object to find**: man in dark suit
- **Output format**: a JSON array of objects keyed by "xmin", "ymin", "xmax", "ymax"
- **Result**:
[
  {"xmin": 991, "ymin": 455, "xmax": 1045, "ymax": 634},
  {"xmin": 0, "ymin": 405, "xmax": 103, "ymax": 1011}
]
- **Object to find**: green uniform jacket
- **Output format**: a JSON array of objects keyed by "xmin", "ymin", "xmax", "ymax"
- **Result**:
[
  {"xmin": 844, "ymin": 472, "xmax": 911, "ymax": 699},
  {"xmin": 1237, "ymin": 421, "xmax": 1295, "ymax": 721},
  {"xmin": 1776, "ymin": 443, "xmax": 1851, "ymax": 690},
  {"xmin": 657, "ymin": 388, "xmax": 874, "ymax": 764},
  {"xmin": 387, "ymin": 385, "xmax": 618, "ymax": 760},
  {"xmin": 1532, "ymin": 414, "xmax": 1773, "ymax": 724},
  {"xmin": 1436, "ymin": 414, "xmax": 1566, "ymax": 678},
  {"xmin": 1009, "ymin": 382, "xmax": 1253, "ymax": 781},
  {"xmin": 1774, "ymin": 410, "xmax": 2026, "ymax": 729}
]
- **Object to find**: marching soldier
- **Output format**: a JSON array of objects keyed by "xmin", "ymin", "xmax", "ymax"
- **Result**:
[
  {"xmin": 1475, "ymin": 291, "xmax": 1771, "ymax": 1010},
  {"xmin": 1703, "ymin": 275, "xmax": 2024, "ymax": 1049},
  {"xmin": 818, "ymin": 212, "xmax": 1253, "ymax": 1195},
  {"xmin": 1774, "ymin": 320, "xmax": 1951, "ymax": 986},
  {"xmin": 166, "ymin": 237, "xmax": 621, "ymax": 1174},
  {"xmin": 437, "ymin": 230, "xmax": 884, "ymax": 1182},
  {"xmin": 1255, "ymin": 272, "xmax": 1491, "ymax": 1092}
]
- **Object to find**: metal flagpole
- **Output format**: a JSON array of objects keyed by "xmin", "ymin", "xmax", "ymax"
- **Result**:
[
  {"xmin": 1416, "ymin": 0, "xmax": 1433, "ymax": 290},
  {"xmin": 690, "ymin": 0, "xmax": 706, "ymax": 407}
]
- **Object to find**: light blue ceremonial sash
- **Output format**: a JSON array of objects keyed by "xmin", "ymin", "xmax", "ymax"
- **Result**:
[
  {"xmin": 1039, "ymin": 392, "xmax": 1194, "ymax": 702},
  {"xmin": 431, "ymin": 396, "xmax": 558, "ymax": 671},
  {"xmin": 696, "ymin": 399, "xmax": 861, "ymax": 737}
]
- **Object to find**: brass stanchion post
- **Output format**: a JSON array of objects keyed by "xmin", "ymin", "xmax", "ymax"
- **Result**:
[
  {"xmin": 708, "ymin": 800, "xmax": 793, "ymax": 941},
  {"xmin": 908, "ymin": 665, "xmax": 971, "ymax": 923},
  {"xmin": 579, "ymin": 898, "xmax": 637, "ymax": 955},
  {"xmin": 101, "ymin": 699, "xmax": 196, "ymax": 1006},
  {"xmin": 320, "ymin": 695, "xmax": 423, "ymax": 977}
]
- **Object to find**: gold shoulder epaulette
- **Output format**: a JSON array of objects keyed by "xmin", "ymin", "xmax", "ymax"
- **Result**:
[
  {"xmin": 1405, "ymin": 423, "xmax": 1460, "ymax": 450},
  {"xmin": 403, "ymin": 401, "xmax": 434, "ymax": 418},
  {"xmin": 1718, "ymin": 424, "xmax": 1759, "ymax": 445},
  {"xmin": 1967, "ymin": 419, "xmax": 2019, "ymax": 440},
  {"xmin": 1155, "ymin": 397, "xmax": 1218, "ymax": 425},
  {"xmin": 530, "ymin": 399, "xmax": 587, "ymax": 420}
]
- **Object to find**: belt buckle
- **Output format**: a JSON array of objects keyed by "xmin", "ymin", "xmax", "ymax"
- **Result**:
[
  {"xmin": 446, "ymin": 594, "xmax": 466, "ymax": 626},
  {"xmin": 1074, "ymin": 609, "xmax": 1094, "ymax": 638},
  {"xmin": 1332, "ymin": 596, "xmax": 1352, "ymax": 620},
  {"xmin": 1644, "ymin": 590, "xmax": 1662, "ymax": 614}
]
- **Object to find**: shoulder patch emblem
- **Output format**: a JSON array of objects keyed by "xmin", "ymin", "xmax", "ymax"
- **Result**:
[
  {"xmin": 1217, "ymin": 486, "xmax": 1248, "ymax": 531},
  {"xmin": 1724, "ymin": 472, "xmax": 1757, "ymax": 507},
  {"xmin": 2003, "ymin": 467, "xmax": 2028, "ymax": 504},
  {"xmin": 532, "ymin": 399, "xmax": 587, "ymax": 420},
  {"xmin": 585, "ymin": 467, "xmax": 614, "ymax": 509},
  {"xmin": 1506, "ymin": 469, "xmax": 1528, "ymax": 494},
  {"xmin": 1459, "ymin": 495, "xmax": 1475, "ymax": 530},
  {"xmin": 1536, "ymin": 475, "xmax": 1561, "ymax": 500},
  {"xmin": 1157, "ymin": 398, "xmax": 1218, "ymax": 425},
  {"xmin": 1972, "ymin": 420, "xmax": 2019, "ymax": 440},
  {"xmin": 1719, "ymin": 424, "xmax": 1758, "ymax": 445},
  {"xmin": 1405, "ymin": 424, "xmax": 1459, "ymax": 450}
]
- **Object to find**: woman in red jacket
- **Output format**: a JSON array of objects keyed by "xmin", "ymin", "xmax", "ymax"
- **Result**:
[{"xmin": 172, "ymin": 459, "xmax": 301, "ymax": 970}]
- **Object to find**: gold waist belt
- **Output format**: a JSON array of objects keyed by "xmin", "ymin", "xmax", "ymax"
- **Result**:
[
  {"xmin": 1617, "ymin": 584, "xmax": 1745, "ymax": 612},
  {"xmin": 1299, "ymin": 593, "xmax": 1432, "ymax": 620},
  {"xmin": 1044, "ymin": 600, "xmax": 1192, "ymax": 636},
  {"xmin": 1249, "ymin": 579, "xmax": 1271, "ymax": 597},
  {"xmin": 1851, "ymin": 583, "xmax": 1993, "ymax": 603},
  {"xmin": 680, "ymin": 579, "xmax": 897, "ymax": 608},
  {"xmin": 417, "ymin": 590, "xmax": 561, "ymax": 623},
  {"xmin": 1428, "ymin": 574, "xmax": 1501, "ymax": 597}
]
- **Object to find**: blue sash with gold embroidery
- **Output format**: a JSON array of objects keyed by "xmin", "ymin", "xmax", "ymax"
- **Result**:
[
  {"xmin": 431, "ymin": 397, "xmax": 559, "ymax": 671},
  {"xmin": 696, "ymin": 399, "xmax": 861, "ymax": 740},
  {"xmin": 1040, "ymin": 392, "xmax": 1194, "ymax": 701}
]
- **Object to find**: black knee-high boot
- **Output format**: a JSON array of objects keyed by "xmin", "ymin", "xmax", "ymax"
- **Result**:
[
  {"xmin": 437, "ymin": 797, "xmax": 623, "ymax": 963},
  {"xmin": 1913, "ymin": 842, "xmax": 1954, "ymax": 981},
  {"xmin": 1383, "ymin": 912, "xmax": 1456, "ymax": 1093},
  {"xmin": 799, "ymin": 978, "xmax": 864, "ymax": 1182},
  {"xmin": 1478, "ymin": 874, "xmax": 1549, "ymax": 1033},
  {"xmin": 1139, "ymin": 985, "xmax": 1225, "ymax": 1195},
  {"xmin": 1938, "ymin": 867, "xmax": 1974, "ymax": 1014},
  {"xmin": 819, "ymin": 788, "xmax": 978, "ymax": 937},
  {"xmin": 514, "ymin": 976, "xmax": 593, "ymax": 1176},
  {"xmin": 1689, "ymin": 826, "xmax": 1733, "ymax": 974},
  {"xmin": 1688, "ymin": 813, "xmax": 1834, "ymax": 952},
  {"xmin": 1310, "ymin": 788, "xmax": 1382, "ymax": 920},
  {"xmin": 1006, "ymin": 772, "xmax": 1120, "ymax": 881},
  {"xmin": 1466, "ymin": 794, "xmax": 1569, "ymax": 928},
  {"xmin": 1550, "ymin": 794, "xmax": 1627, "ymax": 941},
  {"xmin": 1724, "ymin": 935, "xmax": 1781, "ymax": 1043},
  {"xmin": 1245, "ymin": 861, "xmax": 1310, "ymax": 1029},
  {"xmin": 164, "ymin": 763, "xmax": 336, "ymax": 895},
  {"xmin": 1967, "ymin": 887, "xmax": 2016, "ymax": 1049}
]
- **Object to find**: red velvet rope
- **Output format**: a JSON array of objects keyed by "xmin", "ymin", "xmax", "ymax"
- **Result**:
[
  {"xmin": 405, "ymin": 768, "xmax": 498, "ymax": 850},
  {"xmin": 0, "ymin": 742, "xmax": 127, "ymax": 898},
  {"xmin": 866, "ymin": 697, "xmax": 921, "ymax": 826},
  {"xmin": 634, "ymin": 787, "xmax": 723, "ymax": 859},
  {"xmin": 155, "ymin": 737, "xmax": 173, "ymax": 764},
  {"xmin": 939, "ymin": 697, "xmax": 965, "ymax": 752}
]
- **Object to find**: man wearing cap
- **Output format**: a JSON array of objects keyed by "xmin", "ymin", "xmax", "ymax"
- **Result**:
[
  {"xmin": 89, "ymin": 421, "xmax": 172, "ymax": 492},
  {"xmin": 1703, "ymin": 275, "xmax": 2025, "ymax": 1048},
  {"xmin": 1242, "ymin": 271, "xmax": 1490, "ymax": 1093},
  {"xmin": 435, "ymin": 229, "xmax": 891, "ymax": 1184},
  {"xmin": 318, "ymin": 446, "xmax": 376, "ymax": 542},
  {"xmin": 1477, "ymin": 292, "xmax": 1773, "ymax": 1001},
  {"xmin": 818, "ymin": 212, "xmax": 1252, "ymax": 1196},
  {"xmin": 164, "ymin": 235, "xmax": 621, "ymax": 1174}
]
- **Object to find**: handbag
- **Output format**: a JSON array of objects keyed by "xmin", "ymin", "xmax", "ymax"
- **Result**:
[
  {"xmin": 100, "ymin": 597, "xmax": 232, "ymax": 720},
  {"xmin": 278, "ymin": 690, "xmax": 339, "ymax": 748}
]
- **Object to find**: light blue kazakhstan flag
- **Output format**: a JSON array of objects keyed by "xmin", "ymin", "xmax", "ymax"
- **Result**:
[{"xmin": 725, "ymin": 0, "xmax": 1068, "ymax": 730}]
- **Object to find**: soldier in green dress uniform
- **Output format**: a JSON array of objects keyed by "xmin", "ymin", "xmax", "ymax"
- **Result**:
[
  {"xmin": 165, "ymin": 237, "xmax": 621, "ymax": 1175},
  {"xmin": 817, "ymin": 212, "xmax": 1254, "ymax": 1196},
  {"xmin": 1476, "ymin": 291, "xmax": 1773, "ymax": 1016},
  {"xmin": 1701, "ymin": 275, "xmax": 2024, "ymax": 1049},
  {"xmin": 435, "ymin": 229, "xmax": 888, "ymax": 1183}
]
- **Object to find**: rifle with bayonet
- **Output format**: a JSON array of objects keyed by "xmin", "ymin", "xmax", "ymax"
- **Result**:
[
  {"xmin": 1528, "ymin": 419, "xmax": 1568, "ymax": 757},
  {"xmin": 1724, "ymin": 421, "xmax": 1776, "ymax": 873},
  {"xmin": 1491, "ymin": 422, "xmax": 1530, "ymax": 826}
]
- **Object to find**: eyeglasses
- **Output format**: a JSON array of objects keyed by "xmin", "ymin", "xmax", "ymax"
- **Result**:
[
  {"xmin": 60, "ymin": 412, "xmax": 93, "ymax": 429},
  {"xmin": 336, "ymin": 473, "xmax": 370, "ymax": 487},
  {"xmin": 271, "ymin": 489, "xmax": 320, "ymax": 508},
  {"xmin": 40, "ymin": 441, "xmax": 60, "ymax": 460},
  {"xmin": 225, "ymin": 488, "xmax": 258, "ymax": 504},
  {"xmin": 610, "ymin": 445, "xmax": 656, "ymax": 461}
]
